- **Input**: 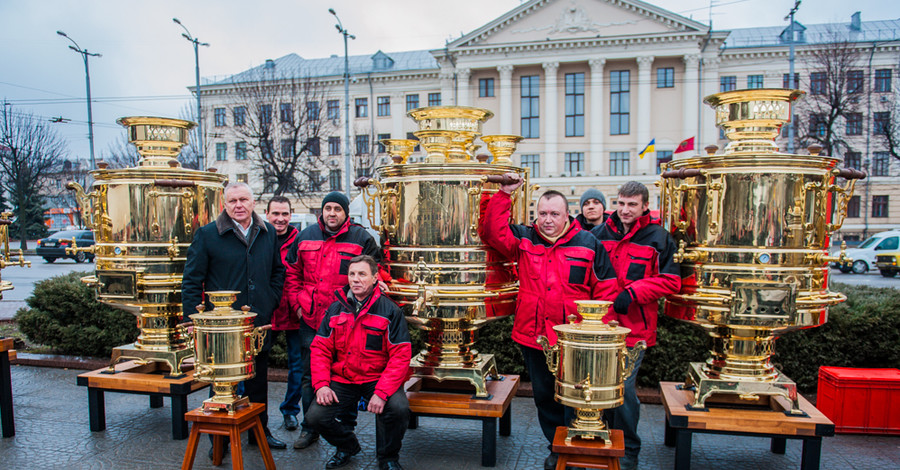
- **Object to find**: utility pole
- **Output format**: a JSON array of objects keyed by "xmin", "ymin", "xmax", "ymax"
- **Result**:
[
  {"xmin": 57, "ymin": 31, "xmax": 100, "ymax": 170},
  {"xmin": 173, "ymin": 18, "xmax": 209, "ymax": 170},
  {"xmin": 329, "ymin": 8, "xmax": 355, "ymax": 196},
  {"xmin": 785, "ymin": 0, "xmax": 801, "ymax": 154}
]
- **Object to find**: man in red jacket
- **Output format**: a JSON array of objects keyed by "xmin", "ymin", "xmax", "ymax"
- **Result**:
[
  {"xmin": 306, "ymin": 255, "xmax": 411, "ymax": 470},
  {"xmin": 482, "ymin": 173, "xmax": 618, "ymax": 470},
  {"xmin": 282, "ymin": 192, "xmax": 382, "ymax": 449},
  {"xmin": 591, "ymin": 181, "xmax": 681, "ymax": 470}
]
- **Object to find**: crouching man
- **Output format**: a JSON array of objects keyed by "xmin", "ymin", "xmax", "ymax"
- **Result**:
[{"xmin": 306, "ymin": 255, "xmax": 411, "ymax": 470}]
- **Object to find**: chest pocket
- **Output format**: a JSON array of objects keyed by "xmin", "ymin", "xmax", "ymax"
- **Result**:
[
  {"xmin": 519, "ymin": 242, "xmax": 545, "ymax": 280},
  {"xmin": 625, "ymin": 255, "xmax": 652, "ymax": 281},
  {"xmin": 566, "ymin": 256, "xmax": 590, "ymax": 285},
  {"xmin": 335, "ymin": 244, "xmax": 364, "ymax": 276},
  {"xmin": 362, "ymin": 317, "xmax": 387, "ymax": 351},
  {"xmin": 297, "ymin": 240, "xmax": 322, "ymax": 278}
]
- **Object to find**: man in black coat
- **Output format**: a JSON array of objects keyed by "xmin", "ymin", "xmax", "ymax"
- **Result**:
[{"xmin": 182, "ymin": 181, "xmax": 287, "ymax": 450}]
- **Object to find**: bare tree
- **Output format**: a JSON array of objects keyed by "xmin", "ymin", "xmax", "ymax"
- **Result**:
[
  {"xmin": 99, "ymin": 133, "xmax": 141, "ymax": 169},
  {"xmin": 229, "ymin": 69, "xmax": 337, "ymax": 198},
  {"xmin": 876, "ymin": 101, "xmax": 899, "ymax": 163},
  {"xmin": 0, "ymin": 104, "xmax": 67, "ymax": 249}
]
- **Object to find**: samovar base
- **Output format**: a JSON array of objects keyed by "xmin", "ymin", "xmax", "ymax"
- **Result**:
[
  {"xmin": 566, "ymin": 407, "xmax": 612, "ymax": 444},
  {"xmin": 410, "ymin": 353, "xmax": 500, "ymax": 399},
  {"xmin": 202, "ymin": 395, "xmax": 250, "ymax": 414},
  {"xmin": 685, "ymin": 362, "xmax": 804, "ymax": 415},
  {"xmin": 105, "ymin": 343, "xmax": 193, "ymax": 378}
]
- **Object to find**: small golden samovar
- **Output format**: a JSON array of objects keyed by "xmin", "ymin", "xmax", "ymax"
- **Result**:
[
  {"xmin": 189, "ymin": 291, "xmax": 269, "ymax": 413},
  {"xmin": 660, "ymin": 89, "xmax": 865, "ymax": 413},
  {"xmin": 537, "ymin": 301, "xmax": 645, "ymax": 444},
  {"xmin": 355, "ymin": 106, "xmax": 532, "ymax": 397},
  {"xmin": 0, "ymin": 212, "xmax": 30, "ymax": 299},
  {"xmin": 68, "ymin": 117, "xmax": 226, "ymax": 376}
]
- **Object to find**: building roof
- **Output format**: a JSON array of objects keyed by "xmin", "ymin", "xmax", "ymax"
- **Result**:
[{"xmin": 724, "ymin": 16, "xmax": 900, "ymax": 49}]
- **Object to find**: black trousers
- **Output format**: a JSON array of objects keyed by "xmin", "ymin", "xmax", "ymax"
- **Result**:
[
  {"xmin": 520, "ymin": 345, "xmax": 575, "ymax": 446},
  {"xmin": 242, "ymin": 350, "xmax": 270, "ymax": 429},
  {"xmin": 306, "ymin": 381, "xmax": 409, "ymax": 464}
]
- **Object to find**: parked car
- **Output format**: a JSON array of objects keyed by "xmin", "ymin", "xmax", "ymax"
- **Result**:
[
  {"xmin": 832, "ymin": 229, "xmax": 900, "ymax": 273},
  {"xmin": 875, "ymin": 252, "xmax": 900, "ymax": 278},
  {"xmin": 36, "ymin": 230, "xmax": 95, "ymax": 263}
]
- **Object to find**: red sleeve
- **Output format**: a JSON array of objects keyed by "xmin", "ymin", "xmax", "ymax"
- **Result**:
[
  {"xmin": 627, "ymin": 234, "xmax": 681, "ymax": 304},
  {"xmin": 589, "ymin": 242, "xmax": 619, "ymax": 302},
  {"xmin": 482, "ymin": 191, "xmax": 521, "ymax": 260},
  {"xmin": 310, "ymin": 309, "xmax": 338, "ymax": 391},
  {"xmin": 373, "ymin": 313, "xmax": 412, "ymax": 400},
  {"xmin": 284, "ymin": 258, "xmax": 304, "ymax": 314}
]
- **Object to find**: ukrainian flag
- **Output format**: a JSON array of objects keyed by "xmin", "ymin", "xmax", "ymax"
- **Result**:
[{"xmin": 638, "ymin": 139, "xmax": 655, "ymax": 159}]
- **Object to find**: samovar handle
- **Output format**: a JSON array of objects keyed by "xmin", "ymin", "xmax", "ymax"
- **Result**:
[
  {"xmin": 67, "ymin": 181, "xmax": 97, "ymax": 231},
  {"xmin": 247, "ymin": 324, "xmax": 271, "ymax": 356},
  {"xmin": 354, "ymin": 177, "xmax": 385, "ymax": 233},
  {"xmin": 535, "ymin": 335, "xmax": 559, "ymax": 374},
  {"xmin": 621, "ymin": 341, "xmax": 647, "ymax": 379},
  {"xmin": 827, "ymin": 168, "xmax": 866, "ymax": 231}
]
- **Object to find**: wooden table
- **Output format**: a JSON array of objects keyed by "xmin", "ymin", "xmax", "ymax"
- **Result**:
[
  {"xmin": 552, "ymin": 427, "xmax": 624, "ymax": 470},
  {"xmin": 1, "ymin": 338, "xmax": 14, "ymax": 438},
  {"xmin": 660, "ymin": 381, "xmax": 835, "ymax": 470},
  {"xmin": 76, "ymin": 361, "xmax": 209, "ymax": 440},
  {"xmin": 405, "ymin": 374, "xmax": 520, "ymax": 467},
  {"xmin": 181, "ymin": 403, "xmax": 275, "ymax": 470}
]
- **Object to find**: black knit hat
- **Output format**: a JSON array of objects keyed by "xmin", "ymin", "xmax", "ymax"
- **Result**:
[
  {"xmin": 322, "ymin": 191, "xmax": 350, "ymax": 216},
  {"xmin": 580, "ymin": 188, "xmax": 607, "ymax": 210}
]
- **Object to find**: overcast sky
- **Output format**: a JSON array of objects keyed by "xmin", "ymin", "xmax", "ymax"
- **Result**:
[{"xmin": 1, "ymin": 0, "xmax": 895, "ymax": 162}]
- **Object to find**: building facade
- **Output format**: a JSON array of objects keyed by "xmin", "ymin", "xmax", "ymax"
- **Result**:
[{"xmin": 198, "ymin": 0, "xmax": 900, "ymax": 240}]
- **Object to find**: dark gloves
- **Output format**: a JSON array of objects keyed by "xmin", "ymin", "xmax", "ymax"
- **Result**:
[{"xmin": 613, "ymin": 289, "xmax": 634, "ymax": 315}]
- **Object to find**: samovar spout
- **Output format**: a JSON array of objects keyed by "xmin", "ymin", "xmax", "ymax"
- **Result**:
[
  {"xmin": 622, "ymin": 341, "xmax": 647, "ymax": 379},
  {"xmin": 535, "ymin": 335, "xmax": 559, "ymax": 374}
]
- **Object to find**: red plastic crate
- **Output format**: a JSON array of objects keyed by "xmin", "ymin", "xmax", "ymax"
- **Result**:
[{"xmin": 817, "ymin": 366, "xmax": 900, "ymax": 435}]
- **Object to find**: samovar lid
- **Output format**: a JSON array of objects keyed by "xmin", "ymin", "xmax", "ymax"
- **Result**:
[
  {"xmin": 552, "ymin": 300, "xmax": 632, "ymax": 336},
  {"xmin": 188, "ymin": 290, "xmax": 258, "ymax": 322}
]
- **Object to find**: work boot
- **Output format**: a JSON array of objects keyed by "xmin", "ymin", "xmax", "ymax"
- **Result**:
[{"xmin": 293, "ymin": 430, "xmax": 320, "ymax": 449}]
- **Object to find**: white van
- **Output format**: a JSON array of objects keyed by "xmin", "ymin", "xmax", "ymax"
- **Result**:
[
  {"xmin": 834, "ymin": 229, "xmax": 900, "ymax": 273},
  {"xmin": 289, "ymin": 213, "xmax": 319, "ymax": 232}
]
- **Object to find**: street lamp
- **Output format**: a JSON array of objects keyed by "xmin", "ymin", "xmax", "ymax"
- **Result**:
[
  {"xmin": 329, "ymin": 8, "xmax": 355, "ymax": 196},
  {"xmin": 783, "ymin": 0, "xmax": 801, "ymax": 154},
  {"xmin": 57, "ymin": 30, "xmax": 101, "ymax": 170},
  {"xmin": 173, "ymin": 18, "xmax": 209, "ymax": 170}
]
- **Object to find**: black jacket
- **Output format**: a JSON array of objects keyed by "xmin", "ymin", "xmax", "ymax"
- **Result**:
[
  {"xmin": 575, "ymin": 212, "xmax": 609, "ymax": 232},
  {"xmin": 182, "ymin": 211, "xmax": 286, "ymax": 336}
]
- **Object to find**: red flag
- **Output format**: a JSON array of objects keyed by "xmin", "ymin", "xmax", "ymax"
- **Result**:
[{"xmin": 674, "ymin": 137, "xmax": 695, "ymax": 154}]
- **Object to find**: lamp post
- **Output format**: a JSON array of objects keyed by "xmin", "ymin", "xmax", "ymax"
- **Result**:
[
  {"xmin": 329, "ymin": 8, "xmax": 355, "ymax": 196},
  {"xmin": 57, "ymin": 30, "xmax": 100, "ymax": 170},
  {"xmin": 173, "ymin": 18, "xmax": 209, "ymax": 170},
  {"xmin": 784, "ymin": 0, "xmax": 801, "ymax": 154}
]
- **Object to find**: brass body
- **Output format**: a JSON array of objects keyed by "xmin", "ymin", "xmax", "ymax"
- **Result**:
[
  {"xmin": 68, "ymin": 117, "xmax": 226, "ymax": 375},
  {"xmin": 0, "ymin": 212, "xmax": 30, "ymax": 299},
  {"xmin": 660, "ymin": 89, "xmax": 863, "ymax": 413},
  {"xmin": 189, "ymin": 291, "xmax": 268, "ymax": 413},
  {"xmin": 359, "ymin": 106, "xmax": 531, "ymax": 397},
  {"xmin": 538, "ymin": 301, "xmax": 645, "ymax": 444}
]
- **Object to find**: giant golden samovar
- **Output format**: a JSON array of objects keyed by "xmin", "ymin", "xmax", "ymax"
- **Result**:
[
  {"xmin": 190, "ymin": 291, "xmax": 269, "ymax": 413},
  {"xmin": 0, "ymin": 212, "xmax": 30, "ymax": 299},
  {"xmin": 660, "ymin": 89, "xmax": 865, "ymax": 413},
  {"xmin": 68, "ymin": 117, "xmax": 227, "ymax": 376},
  {"xmin": 537, "ymin": 301, "xmax": 645, "ymax": 444},
  {"xmin": 355, "ymin": 106, "xmax": 531, "ymax": 397}
]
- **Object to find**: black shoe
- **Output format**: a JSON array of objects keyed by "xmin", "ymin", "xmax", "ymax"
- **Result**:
[
  {"xmin": 293, "ymin": 430, "xmax": 320, "ymax": 449},
  {"xmin": 249, "ymin": 428, "xmax": 288, "ymax": 450},
  {"xmin": 207, "ymin": 444, "xmax": 229, "ymax": 460},
  {"xmin": 325, "ymin": 441, "xmax": 361, "ymax": 469},
  {"xmin": 283, "ymin": 414, "xmax": 299, "ymax": 431},
  {"xmin": 379, "ymin": 461, "xmax": 403, "ymax": 470},
  {"xmin": 544, "ymin": 452, "xmax": 558, "ymax": 470}
]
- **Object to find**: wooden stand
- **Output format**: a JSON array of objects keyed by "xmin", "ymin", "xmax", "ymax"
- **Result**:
[
  {"xmin": 660, "ymin": 381, "xmax": 835, "ymax": 470},
  {"xmin": 552, "ymin": 426, "xmax": 624, "ymax": 470},
  {"xmin": 405, "ymin": 374, "xmax": 520, "ymax": 467},
  {"xmin": 1, "ymin": 338, "xmax": 15, "ymax": 438},
  {"xmin": 76, "ymin": 360, "xmax": 209, "ymax": 439},
  {"xmin": 181, "ymin": 403, "xmax": 275, "ymax": 470}
]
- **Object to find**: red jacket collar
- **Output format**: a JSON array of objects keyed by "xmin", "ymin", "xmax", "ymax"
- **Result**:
[
  {"xmin": 533, "ymin": 216, "xmax": 581, "ymax": 246},
  {"xmin": 605, "ymin": 210, "xmax": 655, "ymax": 239},
  {"xmin": 335, "ymin": 285, "xmax": 382, "ymax": 314}
]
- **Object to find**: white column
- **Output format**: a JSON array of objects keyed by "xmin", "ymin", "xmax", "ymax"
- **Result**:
[
  {"xmin": 498, "ymin": 65, "xmax": 514, "ymax": 135},
  {"xmin": 440, "ymin": 72, "xmax": 454, "ymax": 106},
  {"xmin": 456, "ymin": 68, "xmax": 471, "ymax": 107},
  {"xmin": 589, "ymin": 58, "xmax": 606, "ymax": 175},
  {"xmin": 700, "ymin": 56, "xmax": 720, "ymax": 149},
  {"xmin": 543, "ymin": 62, "xmax": 560, "ymax": 176},
  {"xmin": 391, "ymin": 92, "xmax": 405, "ymax": 141},
  {"xmin": 636, "ymin": 55, "xmax": 654, "ymax": 174},
  {"xmin": 682, "ymin": 54, "xmax": 701, "ymax": 156}
]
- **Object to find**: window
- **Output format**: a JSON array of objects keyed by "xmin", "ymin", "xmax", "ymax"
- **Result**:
[
  {"xmin": 327, "ymin": 100, "xmax": 340, "ymax": 120},
  {"xmin": 521, "ymin": 75, "xmax": 540, "ymax": 138},
  {"xmin": 236, "ymin": 174, "xmax": 248, "ymax": 184},
  {"xmin": 610, "ymin": 151, "xmax": 629, "ymax": 176},
  {"xmin": 520, "ymin": 154, "xmax": 540, "ymax": 178},
  {"xmin": 872, "ymin": 195, "xmax": 889, "ymax": 218},
  {"xmin": 656, "ymin": 150, "xmax": 673, "ymax": 175},
  {"xmin": 610, "ymin": 71, "xmax": 630, "ymax": 135},
  {"xmin": 747, "ymin": 75, "xmax": 764, "ymax": 89},
  {"xmin": 783, "ymin": 73, "xmax": 800, "ymax": 89},
  {"xmin": 846, "ymin": 113, "xmax": 862, "ymax": 135},
  {"xmin": 214, "ymin": 108, "xmax": 226, "ymax": 127},
  {"xmin": 307, "ymin": 101, "xmax": 320, "ymax": 121},
  {"xmin": 261, "ymin": 139, "xmax": 274, "ymax": 159},
  {"xmin": 810, "ymin": 72, "xmax": 826, "ymax": 95},
  {"xmin": 328, "ymin": 137, "xmax": 340, "ymax": 156},
  {"xmin": 873, "ymin": 152, "xmax": 890, "ymax": 176},
  {"xmin": 281, "ymin": 139, "xmax": 294, "ymax": 158},
  {"xmin": 377, "ymin": 133, "xmax": 390, "ymax": 153},
  {"xmin": 847, "ymin": 70, "xmax": 864, "ymax": 94},
  {"xmin": 875, "ymin": 69, "xmax": 892, "ymax": 93},
  {"xmin": 307, "ymin": 137, "xmax": 320, "ymax": 157},
  {"xmin": 428, "ymin": 93, "xmax": 441, "ymax": 106},
  {"xmin": 355, "ymin": 98, "xmax": 368, "ymax": 118},
  {"xmin": 406, "ymin": 132, "xmax": 420, "ymax": 152},
  {"xmin": 844, "ymin": 151, "xmax": 861, "ymax": 169},
  {"xmin": 260, "ymin": 104, "xmax": 272, "ymax": 127},
  {"xmin": 377, "ymin": 96, "xmax": 390, "ymax": 117},
  {"xmin": 874, "ymin": 112, "xmax": 890, "ymax": 135},
  {"xmin": 235, "ymin": 141, "xmax": 247, "ymax": 160},
  {"xmin": 564, "ymin": 152, "xmax": 584, "ymax": 175},
  {"xmin": 356, "ymin": 165, "xmax": 372, "ymax": 179},
  {"xmin": 479, "ymin": 78, "xmax": 495, "ymax": 97},
  {"xmin": 233, "ymin": 106, "xmax": 246, "ymax": 126},
  {"xmin": 215, "ymin": 142, "xmax": 227, "ymax": 161},
  {"xmin": 309, "ymin": 170, "xmax": 321, "ymax": 192},
  {"xmin": 329, "ymin": 170, "xmax": 341, "ymax": 191},
  {"xmin": 406, "ymin": 94, "xmax": 419, "ymax": 111},
  {"xmin": 657, "ymin": 68, "xmax": 674, "ymax": 88},
  {"xmin": 847, "ymin": 195, "xmax": 860, "ymax": 218},
  {"xmin": 809, "ymin": 114, "xmax": 826, "ymax": 137},
  {"xmin": 720, "ymin": 76, "xmax": 736, "ymax": 92},
  {"xmin": 280, "ymin": 103, "xmax": 293, "ymax": 123},
  {"xmin": 565, "ymin": 73, "xmax": 585, "ymax": 137},
  {"xmin": 355, "ymin": 135, "xmax": 369, "ymax": 155}
]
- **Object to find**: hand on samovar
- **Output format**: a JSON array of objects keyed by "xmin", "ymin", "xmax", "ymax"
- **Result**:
[{"xmin": 498, "ymin": 172, "xmax": 524, "ymax": 194}]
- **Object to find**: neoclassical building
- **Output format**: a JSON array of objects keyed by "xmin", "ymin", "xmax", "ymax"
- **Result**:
[{"xmin": 199, "ymin": 0, "xmax": 899, "ymax": 240}]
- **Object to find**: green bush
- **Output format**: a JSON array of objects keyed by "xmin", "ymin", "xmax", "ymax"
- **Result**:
[{"xmin": 15, "ymin": 271, "xmax": 138, "ymax": 356}]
